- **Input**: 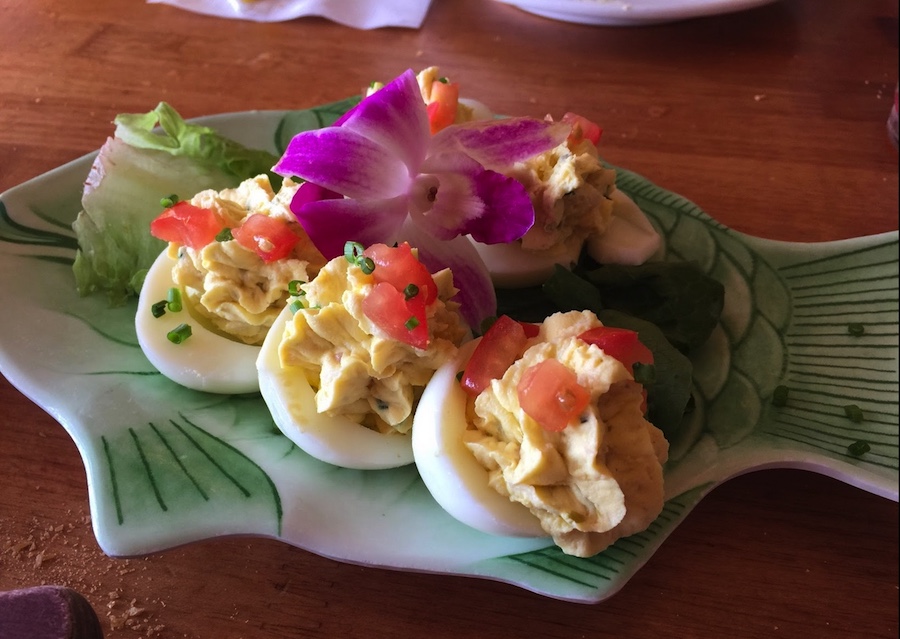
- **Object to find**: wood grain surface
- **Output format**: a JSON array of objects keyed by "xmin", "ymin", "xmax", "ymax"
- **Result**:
[{"xmin": 1, "ymin": 1, "xmax": 897, "ymax": 637}]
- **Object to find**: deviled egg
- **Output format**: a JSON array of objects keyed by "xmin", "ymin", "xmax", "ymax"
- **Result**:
[
  {"xmin": 413, "ymin": 310, "xmax": 669, "ymax": 557},
  {"xmin": 257, "ymin": 242, "xmax": 469, "ymax": 469},
  {"xmin": 471, "ymin": 116, "xmax": 661, "ymax": 288},
  {"xmin": 136, "ymin": 251, "xmax": 261, "ymax": 394},
  {"xmin": 135, "ymin": 175, "xmax": 325, "ymax": 394}
]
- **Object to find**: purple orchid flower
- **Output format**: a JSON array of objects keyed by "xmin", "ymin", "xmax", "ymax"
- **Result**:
[{"xmin": 273, "ymin": 68, "xmax": 568, "ymax": 329}]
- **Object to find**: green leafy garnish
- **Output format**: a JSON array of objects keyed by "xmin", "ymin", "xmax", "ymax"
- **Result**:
[
  {"xmin": 597, "ymin": 309, "xmax": 693, "ymax": 439},
  {"xmin": 72, "ymin": 102, "xmax": 280, "ymax": 306},
  {"xmin": 542, "ymin": 265, "xmax": 605, "ymax": 317},
  {"xmin": 578, "ymin": 261, "xmax": 725, "ymax": 352}
]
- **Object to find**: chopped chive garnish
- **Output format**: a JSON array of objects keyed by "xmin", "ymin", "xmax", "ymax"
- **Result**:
[
  {"xmin": 288, "ymin": 280, "xmax": 306, "ymax": 296},
  {"xmin": 160, "ymin": 194, "xmax": 179, "ymax": 208},
  {"xmin": 772, "ymin": 385, "xmax": 789, "ymax": 407},
  {"xmin": 167, "ymin": 323, "xmax": 192, "ymax": 344},
  {"xmin": 847, "ymin": 323, "xmax": 865, "ymax": 336},
  {"xmin": 166, "ymin": 287, "xmax": 183, "ymax": 313},
  {"xmin": 405, "ymin": 316, "xmax": 420, "ymax": 331},
  {"xmin": 633, "ymin": 362, "xmax": 657, "ymax": 385},
  {"xmin": 847, "ymin": 440, "xmax": 871, "ymax": 456},
  {"xmin": 215, "ymin": 227, "xmax": 233, "ymax": 242},
  {"xmin": 344, "ymin": 241, "xmax": 365, "ymax": 262},
  {"xmin": 404, "ymin": 283, "xmax": 419, "ymax": 300},
  {"xmin": 438, "ymin": 77, "xmax": 449, "ymax": 83},
  {"xmin": 288, "ymin": 299, "xmax": 305, "ymax": 314},
  {"xmin": 359, "ymin": 256, "xmax": 375, "ymax": 274},
  {"xmin": 844, "ymin": 404, "xmax": 864, "ymax": 422},
  {"xmin": 151, "ymin": 300, "xmax": 168, "ymax": 318},
  {"xmin": 343, "ymin": 241, "xmax": 376, "ymax": 274}
]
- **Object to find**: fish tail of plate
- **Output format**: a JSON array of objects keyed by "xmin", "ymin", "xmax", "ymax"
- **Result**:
[{"xmin": 740, "ymin": 231, "xmax": 899, "ymax": 499}]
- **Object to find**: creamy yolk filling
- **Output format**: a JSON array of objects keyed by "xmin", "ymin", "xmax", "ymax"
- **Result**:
[
  {"xmin": 170, "ymin": 175, "xmax": 325, "ymax": 346},
  {"xmin": 278, "ymin": 256, "xmax": 468, "ymax": 435},
  {"xmin": 462, "ymin": 310, "xmax": 669, "ymax": 557}
]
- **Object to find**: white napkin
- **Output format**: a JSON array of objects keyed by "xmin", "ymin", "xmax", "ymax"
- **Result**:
[{"xmin": 147, "ymin": 0, "xmax": 433, "ymax": 29}]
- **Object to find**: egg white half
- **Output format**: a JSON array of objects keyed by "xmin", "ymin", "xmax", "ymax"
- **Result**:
[
  {"xmin": 586, "ymin": 189, "xmax": 662, "ymax": 265},
  {"xmin": 470, "ymin": 190, "xmax": 661, "ymax": 288},
  {"xmin": 135, "ymin": 250, "xmax": 261, "ymax": 394},
  {"xmin": 470, "ymin": 235, "xmax": 582, "ymax": 289},
  {"xmin": 412, "ymin": 339, "xmax": 547, "ymax": 538},
  {"xmin": 257, "ymin": 306, "xmax": 415, "ymax": 470},
  {"xmin": 458, "ymin": 97, "xmax": 494, "ymax": 122}
]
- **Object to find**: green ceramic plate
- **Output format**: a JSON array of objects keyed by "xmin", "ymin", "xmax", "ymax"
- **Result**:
[{"xmin": 0, "ymin": 104, "xmax": 897, "ymax": 603}]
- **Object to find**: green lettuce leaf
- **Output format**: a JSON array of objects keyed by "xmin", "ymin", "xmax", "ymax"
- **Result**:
[
  {"xmin": 594, "ymin": 309, "xmax": 694, "ymax": 440},
  {"xmin": 72, "ymin": 102, "xmax": 279, "ymax": 306}
]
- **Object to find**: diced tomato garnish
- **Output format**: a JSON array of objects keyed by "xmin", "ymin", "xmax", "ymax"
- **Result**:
[
  {"xmin": 517, "ymin": 358, "xmax": 590, "ymax": 432},
  {"xmin": 426, "ymin": 81, "xmax": 460, "ymax": 135},
  {"xmin": 577, "ymin": 326, "xmax": 654, "ymax": 374},
  {"xmin": 460, "ymin": 315, "xmax": 528, "ymax": 397},
  {"xmin": 361, "ymin": 242, "xmax": 441, "ymax": 349},
  {"xmin": 364, "ymin": 242, "xmax": 438, "ymax": 304},
  {"xmin": 150, "ymin": 201, "xmax": 225, "ymax": 250},
  {"xmin": 517, "ymin": 321, "xmax": 540, "ymax": 338},
  {"xmin": 561, "ymin": 112, "xmax": 602, "ymax": 147},
  {"xmin": 362, "ymin": 281, "xmax": 430, "ymax": 349},
  {"xmin": 231, "ymin": 213, "xmax": 301, "ymax": 263}
]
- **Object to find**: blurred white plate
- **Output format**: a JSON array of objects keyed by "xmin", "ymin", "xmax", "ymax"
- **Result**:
[{"xmin": 495, "ymin": 0, "xmax": 779, "ymax": 26}]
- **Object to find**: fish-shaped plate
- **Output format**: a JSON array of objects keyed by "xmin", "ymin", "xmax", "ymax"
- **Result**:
[{"xmin": 0, "ymin": 103, "xmax": 896, "ymax": 603}]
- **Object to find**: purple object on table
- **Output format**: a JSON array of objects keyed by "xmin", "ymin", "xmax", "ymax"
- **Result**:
[
  {"xmin": 0, "ymin": 586, "xmax": 104, "ymax": 639},
  {"xmin": 888, "ymin": 83, "xmax": 899, "ymax": 148}
]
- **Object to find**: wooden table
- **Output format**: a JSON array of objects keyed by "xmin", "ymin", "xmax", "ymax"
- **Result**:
[{"xmin": 1, "ymin": 1, "xmax": 897, "ymax": 637}]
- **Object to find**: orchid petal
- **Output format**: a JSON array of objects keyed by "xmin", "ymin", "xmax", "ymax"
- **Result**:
[
  {"xmin": 338, "ymin": 69, "xmax": 430, "ymax": 171},
  {"xmin": 274, "ymin": 127, "xmax": 409, "ymax": 199},
  {"xmin": 408, "ymin": 172, "xmax": 485, "ymax": 241},
  {"xmin": 292, "ymin": 181, "xmax": 342, "ymax": 208},
  {"xmin": 430, "ymin": 117, "xmax": 569, "ymax": 169},
  {"xmin": 292, "ymin": 192, "xmax": 408, "ymax": 259},
  {"xmin": 399, "ymin": 218, "xmax": 497, "ymax": 331},
  {"xmin": 420, "ymin": 150, "xmax": 483, "ymax": 175},
  {"xmin": 461, "ymin": 169, "xmax": 535, "ymax": 244}
]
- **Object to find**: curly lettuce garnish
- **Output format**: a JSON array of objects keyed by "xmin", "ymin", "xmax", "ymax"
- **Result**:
[{"xmin": 73, "ymin": 102, "xmax": 279, "ymax": 305}]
